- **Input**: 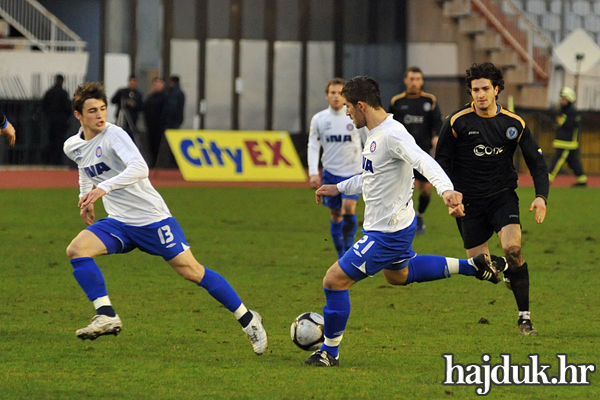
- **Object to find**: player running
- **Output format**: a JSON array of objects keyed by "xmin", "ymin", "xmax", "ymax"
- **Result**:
[
  {"xmin": 308, "ymin": 78, "xmax": 367, "ymax": 258},
  {"xmin": 64, "ymin": 82, "xmax": 267, "ymax": 354},
  {"xmin": 436, "ymin": 62, "xmax": 549, "ymax": 335}
]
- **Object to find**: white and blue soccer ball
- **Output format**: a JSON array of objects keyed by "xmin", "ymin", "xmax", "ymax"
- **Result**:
[{"xmin": 290, "ymin": 312, "xmax": 324, "ymax": 351}]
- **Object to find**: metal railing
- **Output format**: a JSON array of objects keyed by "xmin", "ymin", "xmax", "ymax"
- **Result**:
[
  {"xmin": 471, "ymin": 0, "xmax": 552, "ymax": 82},
  {"xmin": 0, "ymin": 0, "xmax": 86, "ymax": 52}
]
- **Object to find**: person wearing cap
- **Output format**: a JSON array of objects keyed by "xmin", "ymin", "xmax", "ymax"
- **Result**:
[{"xmin": 548, "ymin": 87, "xmax": 587, "ymax": 187}]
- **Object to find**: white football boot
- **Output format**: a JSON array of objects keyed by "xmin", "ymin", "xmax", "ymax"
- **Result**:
[
  {"xmin": 242, "ymin": 310, "xmax": 268, "ymax": 355},
  {"xmin": 76, "ymin": 314, "xmax": 122, "ymax": 340}
]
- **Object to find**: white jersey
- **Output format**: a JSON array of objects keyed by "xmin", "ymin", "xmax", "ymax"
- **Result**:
[
  {"xmin": 64, "ymin": 122, "xmax": 172, "ymax": 226},
  {"xmin": 307, "ymin": 106, "xmax": 367, "ymax": 177},
  {"xmin": 337, "ymin": 115, "xmax": 454, "ymax": 233}
]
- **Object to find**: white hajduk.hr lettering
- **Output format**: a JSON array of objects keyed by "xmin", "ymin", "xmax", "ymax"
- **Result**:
[{"xmin": 441, "ymin": 353, "xmax": 596, "ymax": 396}]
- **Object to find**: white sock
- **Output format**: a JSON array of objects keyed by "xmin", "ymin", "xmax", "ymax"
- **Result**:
[
  {"xmin": 324, "ymin": 334, "xmax": 344, "ymax": 347},
  {"xmin": 93, "ymin": 295, "xmax": 111, "ymax": 309},
  {"xmin": 519, "ymin": 311, "xmax": 531, "ymax": 320},
  {"xmin": 233, "ymin": 304, "xmax": 249, "ymax": 320},
  {"xmin": 446, "ymin": 258, "xmax": 460, "ymax": 275}
]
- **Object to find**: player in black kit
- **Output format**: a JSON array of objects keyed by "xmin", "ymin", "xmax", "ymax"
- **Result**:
[
  {"xmin": 436, "ymin": 62, "xmax": 549, "ymax": 336},
  {"xmin": 389, "ymin": 66, "xmax": 443, "ymax": 234}
]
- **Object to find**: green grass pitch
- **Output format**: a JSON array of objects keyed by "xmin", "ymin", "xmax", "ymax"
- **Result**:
[{"xmin": 0, "ymin": 185, "xmax": 598, "ymax": 399}]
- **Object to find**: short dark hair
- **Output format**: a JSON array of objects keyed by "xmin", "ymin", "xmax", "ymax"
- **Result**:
[
  {"xmin": 325, "ymin": 78, "xmax": 345, "ymax": 93},
  {"xmin": 55, "ymin": 74, "xmax": 64, "ymax": 85},
  {"xmin": 72, "ymin": 82, "xmax": 107, "ymax": 113},
  {"xmin": 465, "ymin": 62, "xmax": 504, "ymax": 99},
  {"xmin": 169, "ymin": 75, "xmax": 180, "ymax": 85},
  {"xmin": 404, "ymin": 66, "xmax": 423, "ymax": 78},
  {"xmin": 341, "ymin": 76, "xmax": 383, "ymax": 109}
]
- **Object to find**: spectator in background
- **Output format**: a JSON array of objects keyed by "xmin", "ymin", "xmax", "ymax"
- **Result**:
[
  {"xmin": 161, "ymin": 75, "xmax": 185, "ymax": 168},
  {"xmin": 143, "ymin": 77, "xmax": 168, "ymax": 168},
  {"xmin": 111, "ymin": 75, "xmax": 143, "ymax": 142},
  {"xmin": 42, "ymin": 74, "xmax": 71, "ymax": 165},
  {"xmin": 165, "ymin": 75, "xmax": 185, "ymax": 129},
  {"xmin": 548, "ymin": 86, "xmax": 587, "ymax": 187},
  {"xmin": 0, "ymin": 113, "xmax": 16, "ymax": 146}
]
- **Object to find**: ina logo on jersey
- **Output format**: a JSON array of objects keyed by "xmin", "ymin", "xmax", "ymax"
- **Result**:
[{"xmin": 96, "ymin": 146, "xmax": 103, "ymax": 157}]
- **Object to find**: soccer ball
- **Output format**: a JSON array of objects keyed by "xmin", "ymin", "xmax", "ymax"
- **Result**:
[{"xmin": 290, "ymin": 312, "xmax": 324, "ymax": 351}]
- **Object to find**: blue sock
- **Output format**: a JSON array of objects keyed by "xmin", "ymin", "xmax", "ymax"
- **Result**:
[
  {"xmin": 459, "ymin": 259, "xmax": 477, "ymax": 276},
  {"xmin": 198, "ymin": 268, "xmax": 243, "ymax": 312},
  {"xmin": 320, "ymin": 288, "xmax": 350, "ymax": 358},
  {"xmin": 71, "ymin": 257, "xmax": 108, "ymax": 301},
  {"xmin": 406, "ymin": 255, "xmax": 452, "ymax": 285},
  {"xmin": 330, "ymin": 220, "xmax": 344, "ymax": 258},
  {"xmin": 342, "ymin": 214, "xmax": 357, "ymax": 252}
]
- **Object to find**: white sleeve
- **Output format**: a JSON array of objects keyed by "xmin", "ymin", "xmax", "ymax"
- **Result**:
[
  {"xmin": 337, "ymin": 174, "xmax": 363, "ymax": 195},
  {"xmin": 78, "ymin": 168, "xmax": 94, "ymax": 200},
  {"xmin": 307, "ymin": 115, "xmax": 321, "ymax": 177},
  {"xmin": 96, "ymin": 134, "xmax": 149, "ymax": 194},
  {"xmin": 387, "ymin": 130, "xmax": 454, "ymax": 197}
]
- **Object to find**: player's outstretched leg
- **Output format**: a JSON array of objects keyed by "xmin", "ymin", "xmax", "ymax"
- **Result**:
[
  {"xmin": 198, "ymin": 268, "xmax": 268, "ymax": 354},
  {"xmin": 402, "ymin": 254, "xmax": 501, "ymax": 285},
  {"xmin": 470, "ymin": 254, "xmax": 501, "ymax": 283}
]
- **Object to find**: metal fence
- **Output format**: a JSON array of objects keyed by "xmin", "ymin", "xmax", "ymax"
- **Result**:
[{"xmin": 0, "ymin": 99, "xmax": 78, "ymax": 166}]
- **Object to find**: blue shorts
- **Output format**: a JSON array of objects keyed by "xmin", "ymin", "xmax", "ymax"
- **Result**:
[
  {"xmin": 338, "ymin": 217, "xmax": 417, "ymax": 282},
  {"xmin": 86, "ymin": 217, "xmax": 190, "ymax": 261},
  {"xmin": 322, "ymin": 169, "xmax": 360, "ymax": 210}
]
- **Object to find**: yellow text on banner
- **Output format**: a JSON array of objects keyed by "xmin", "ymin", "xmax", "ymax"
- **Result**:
[{"xmin": 165, "ymin": 130, "xmax": 307, "ymax": 182}]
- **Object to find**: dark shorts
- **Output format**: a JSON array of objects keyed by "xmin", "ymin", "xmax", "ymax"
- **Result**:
[
  {"xmin": 321, "ymin": 169, "xmax": 360, "ymax": 210},
  {"xmin": 87, "ymin": 217, "xmax": 190, "ymax": 261},
  {"xmin": 456, "ymin": 189, "xmax": 520, "ymax": 249}
]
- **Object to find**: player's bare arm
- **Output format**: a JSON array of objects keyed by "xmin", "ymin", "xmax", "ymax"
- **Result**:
[
  {"xmin": 442, "ymin": 189, "xmax": 465, "ymax": 218},
  {"xmin": 0, "ymin": 121, "xmax": 16, "ymax": 146},
  {"xmin": 315, "ymin": 184, "xmax": 340, "ymax": 205},
  {"xmin": 309, "ymin": 174, "xmax": 322, "ymax": 189},
  {"xmin": 529, "ymin": 197, "xmax": 547, "ymax": 224}
]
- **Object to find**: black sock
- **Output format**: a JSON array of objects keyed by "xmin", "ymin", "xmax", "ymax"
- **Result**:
[
  {"xmin": 96, "ymin": 305, "xmax": 116, "ymax": 317},
  {"xmin": 418, "ymin": 194, "xmax": 431, "ymax": 215},
  {"xmin": 505, "ymin": 262, "xmax": 530, "ymax": 312},
  {"xmin": 238, "ymin": 311, "xmax": 253, "ymax": 328}
]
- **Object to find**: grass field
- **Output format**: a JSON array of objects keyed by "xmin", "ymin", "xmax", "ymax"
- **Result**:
[{"xmin": 0, "ymin": 185, "xmax": 598, "ymax": 399}]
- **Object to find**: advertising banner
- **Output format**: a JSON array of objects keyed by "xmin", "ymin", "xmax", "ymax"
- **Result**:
[{"xmin": 165, "ymin": 130, "xmax": 307, "ymax": 182}]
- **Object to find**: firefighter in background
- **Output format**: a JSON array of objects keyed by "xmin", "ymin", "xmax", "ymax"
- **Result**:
[{"xmin": 548, "ymin": 87, "xmax": 587, "ymax": 187}]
